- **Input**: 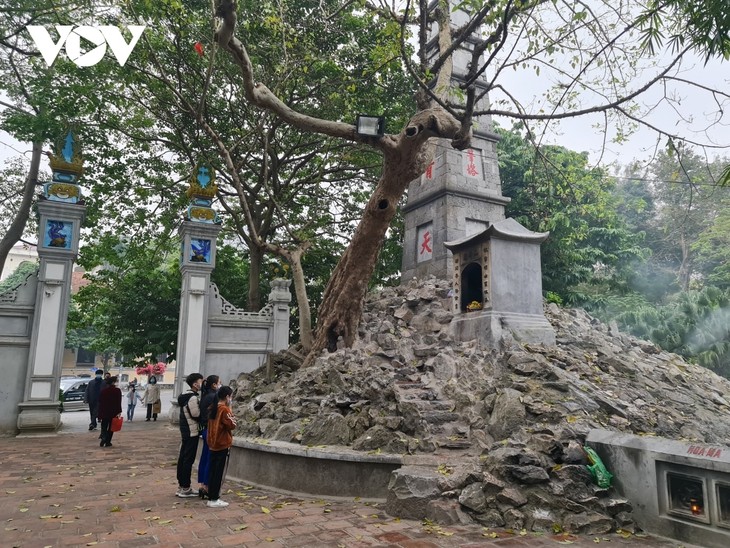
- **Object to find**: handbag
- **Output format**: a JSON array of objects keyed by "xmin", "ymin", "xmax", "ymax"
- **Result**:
[
  {"xmin": 152, "ymin": 400, "xmax": 162, "ymax": 414},
  {"xmin": 110, "ymin": 416, "xmax": 124, "ymax": 432}
]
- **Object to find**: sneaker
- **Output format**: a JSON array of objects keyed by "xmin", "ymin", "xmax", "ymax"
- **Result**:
[
  {"xmin": 206, "ymin": 499, "xmax": 229, "ymax": 508},
  {"xmin": 177, "ymin": 487, "xmax": 197, "ymax": 498}
]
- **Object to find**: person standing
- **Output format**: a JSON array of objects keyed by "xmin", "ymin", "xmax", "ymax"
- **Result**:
[
  {"xmin": 83, "ymin": 369, "xmax": 104, "ymax": 431},
  {"xmin": 98, "ymin": 376, "xmax": 122, "ymax": 447},
  {"xmin": 126, "ymin": 384, "xmax": 143, "ymax": 421},
  {"xmin": 197, "ymin": 375, "xmax": 220, "ymax": 499},
  {"xmin": 206, "ymin": 386, "xmax": 237, "ymax": 508},
  {"xmin": 143, "ymin": 375, "xmax": 161, "ymax": 421},
  {"xmin": 176, "ymin": 373, "xmax": 203, "ymax": 498}
]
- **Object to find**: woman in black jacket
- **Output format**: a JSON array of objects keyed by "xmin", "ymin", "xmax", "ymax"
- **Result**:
[
  {"xmin": 196, "ymin": 375, "xmax": 220, "ymax": 499},
  {"xmin": 98, "ymin": 376, "xmax": 122, "ymax": 447}
]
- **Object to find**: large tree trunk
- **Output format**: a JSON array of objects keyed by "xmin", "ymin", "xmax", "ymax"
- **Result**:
[
  {"xmin": 247, "ymin": 243, "xmax": 264, "ymax": 310},
  {"xmin": 303, "ymin": 110, "xmax": 462, "ymax": 366},
  {"xmin": 0, "ymin": 141, "xmax": 42, "ymax": 275},
  {"xmin": 306, "ymin": 147, "xmax": 427, "ymax": 363}
]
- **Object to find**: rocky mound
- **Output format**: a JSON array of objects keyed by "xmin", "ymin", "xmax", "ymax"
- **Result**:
[{"xmin": 231, "ymin": 276, "xmax": 730, "ymax": 533}]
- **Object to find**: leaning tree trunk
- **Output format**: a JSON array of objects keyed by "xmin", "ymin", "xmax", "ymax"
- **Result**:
[
  {"xmin": 303, "ymin": 110, "xmax": 463, "ymax": 366},
  {"xmin": 306, "ymin": 147, "xmax": 426, "ymax": 363},
  {"xmin": 0, "ymin": 140, "xmax": 42, "ymax": 275}
]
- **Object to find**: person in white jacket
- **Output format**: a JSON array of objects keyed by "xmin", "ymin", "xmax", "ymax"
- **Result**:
[{"xmin": 143, "ymin": 375, "xmax": 162, "ymax": 421}]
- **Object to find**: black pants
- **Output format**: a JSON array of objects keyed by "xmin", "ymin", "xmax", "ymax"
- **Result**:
[
  {"xmin": 207, "ymin": 448, "xmax": 229, "ymax": 501},
  {"xmin": 176, "ymin": 436, "xmax": 199, "ymax": 489},
  {"xmin": 145, "ymin": 404, "xmax": 158, "ymax": 420},
  {"xmin": 88, "ymin": 404, "xmax": 98, "ymax": 428},
  {"xmin": 100, "ymin": 418, "xmax": 114, "ymax": 445}
]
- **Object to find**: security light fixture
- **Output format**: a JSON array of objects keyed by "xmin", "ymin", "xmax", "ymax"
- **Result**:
[{"xmin": 356, "ymin": 115, "xmax": 385, "ymax": 137}]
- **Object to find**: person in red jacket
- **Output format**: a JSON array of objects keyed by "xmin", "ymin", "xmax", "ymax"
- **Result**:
[
  {"xmin": 205, "ymin": 386, "xmax": 237, "ymax": 508},
  {"xmin": 98, "ymin": 376, "xmax": 122, "ymax": 447}
]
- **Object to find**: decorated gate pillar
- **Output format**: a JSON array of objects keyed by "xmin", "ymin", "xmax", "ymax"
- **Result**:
[
  {"xmin": 17, "ymin": 129, "xmax": 86, "ymax": 434},
  {"xmin": 171, "ymin": 164, "xmax": 222, "ymax": 407}
]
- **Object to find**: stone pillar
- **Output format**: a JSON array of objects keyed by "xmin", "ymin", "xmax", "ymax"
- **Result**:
[
  {"xmin": 17, "ymin": 129, "xmax": 86, "ymax": 434},
  {"xmin": 174, "ymin": 221, "xmax": 222, "ymax": 396},
  {"xmin": 401, "ymin": 2, "xmax": 510, "ymax": 282},
  {"xmin": 269, "ymin": 279, "xmax": 291, "ymax": 352},
  {"xmin": 170, "ymin": 164, "xmax": 222, "ymax": 421}
]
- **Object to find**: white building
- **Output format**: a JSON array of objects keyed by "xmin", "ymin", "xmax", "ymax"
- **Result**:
[{"xmin": 0, "ymin": 242, "xmax": 38, "ymax": 281}]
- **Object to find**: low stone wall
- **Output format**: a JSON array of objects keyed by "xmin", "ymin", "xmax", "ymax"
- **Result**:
[
  {"xmin": 227, "ymin": 438, "xmax": 403, "ymax": 501},
  {"xmin": 588, "ymin": 428, "xmax": 730, "ymax": 548}
]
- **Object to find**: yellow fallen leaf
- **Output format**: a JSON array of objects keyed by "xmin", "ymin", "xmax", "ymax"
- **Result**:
[
  {"xmin": 436, "ymin": 530, "xmax": 454, "ymax": 536},
  {"xmin": 324, "ymin": 509, "xmax": 331, "ymax": 513},
  {"xmin": 87, "ymin": 543, "xmax": 98, "ymax": 546},
  {"xmin": 136, "ymin": 531, "xmax": 147, "ymax": 535},
  {"xmin": 5, "ymin": 527, "xmax": 18, "ymax": 531},
  {"xmin": 233, "ymin": 525, "xmax": 248, "ymax": 531},
  {"xmin": 19, "ymin": 508, "xmax": 28, "ymax": 513},
  {"xmin": 158, "ymin": 520, "xmax": 173, "ymax": 524},
  {"xmin": 520, "ymin": 529, "xmax": 528, "ymax": 536},
  {"xmin": 50, "ymin": 504, "xmax": 60, "ymax": 507},
  {"xmin": 265, "ymin": 538, "xmax": 274, "ymax": 542},
  {"xmin": 261, "ymin": 506, "xmax": 270, "ymax": 514},
  {"xmin": 6, "ymin": 491, "xmax": 16, "ymax": 494},
  {"xmin": 110, "ymin": 506, "xmax": 121, "ymax": 513}
]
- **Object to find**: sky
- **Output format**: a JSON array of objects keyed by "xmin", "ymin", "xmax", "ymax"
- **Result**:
[{"xmin": 1, "ymin": 5, "xmax": 729, "ymax": 184}]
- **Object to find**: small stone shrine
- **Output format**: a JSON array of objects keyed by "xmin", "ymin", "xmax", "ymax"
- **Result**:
[{"xmin": 445, "ymin": 218, "xmax": 555, "ymax": 346}]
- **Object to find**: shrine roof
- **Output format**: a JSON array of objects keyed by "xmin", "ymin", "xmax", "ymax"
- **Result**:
[{"xmin": 444, "ymin": 218, "xmax": 549, "ymax": 251}]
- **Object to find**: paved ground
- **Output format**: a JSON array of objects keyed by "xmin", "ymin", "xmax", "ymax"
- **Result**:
[{"xmin": 0, "ymin": 404, "xmax": 696, "ymax": 548}]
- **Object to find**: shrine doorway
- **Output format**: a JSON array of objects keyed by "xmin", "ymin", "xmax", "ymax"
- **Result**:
[{"xmin": 460, "ymin": 262, "xmax": 483, "ymax": 311}]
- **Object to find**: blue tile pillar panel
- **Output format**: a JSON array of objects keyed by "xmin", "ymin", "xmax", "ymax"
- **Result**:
[
  {"xmin": 17, "ymin": 128, "xmax": 86, "ymax": 434},
  {"xmin": 401, "ymin": 2, "xmax": 511, "ymax": 282},
  {"xmin": 171, "ymin": 163, "xmax": 222, "ymax": 418}
]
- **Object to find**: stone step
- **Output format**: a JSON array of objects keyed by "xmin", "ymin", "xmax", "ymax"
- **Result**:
[
  {"xmin": 435, "ymin": 437, "xmax": 473, "ymax": 450},
  {"xmin": 420, "ymin": 411, "xmax": 461, "ymax": 424},
  {"xmin": 400, "ymin": 399, "xmax": 453, "ymax": 411}
]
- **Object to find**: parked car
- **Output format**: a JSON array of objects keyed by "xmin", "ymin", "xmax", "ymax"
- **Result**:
[{"xmin": 60, "ymin": 378, "xmax": 90, "ymax": 412}]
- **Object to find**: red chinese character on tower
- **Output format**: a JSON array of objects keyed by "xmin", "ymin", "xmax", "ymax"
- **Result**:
[
  {"xmin": 466, "ymin": 149, "xmax": 479, "ymax": 177},
  {"xmin": 425, "ymin": 161, "xmax": 434, "ymax": 180},
  {"xmin": 420, "ymin": 231, "xmax": 432, "ymax": 255}
]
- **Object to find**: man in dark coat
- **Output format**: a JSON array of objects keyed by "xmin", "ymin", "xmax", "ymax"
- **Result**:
[
  {"xmin": 83, "ymin": 369, "xmax": 104, "ymax": 431},
  {"xmin": 98, "ymin": 376, "xmax": 122, "ymax": 447}
]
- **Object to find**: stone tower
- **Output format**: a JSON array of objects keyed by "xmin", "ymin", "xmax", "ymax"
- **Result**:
[
  {"xmin": 400, "ymin": 4, "xmax": 555, "ymax": 346},
  {"xmin": 401, "ymin": 5, "xmax": 510, "ymax": 282}
]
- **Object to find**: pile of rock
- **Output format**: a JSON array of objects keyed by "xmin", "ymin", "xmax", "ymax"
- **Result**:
[{"xmin": 231, "ymin": 276, "xmax": 730, "ymax": 533}]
